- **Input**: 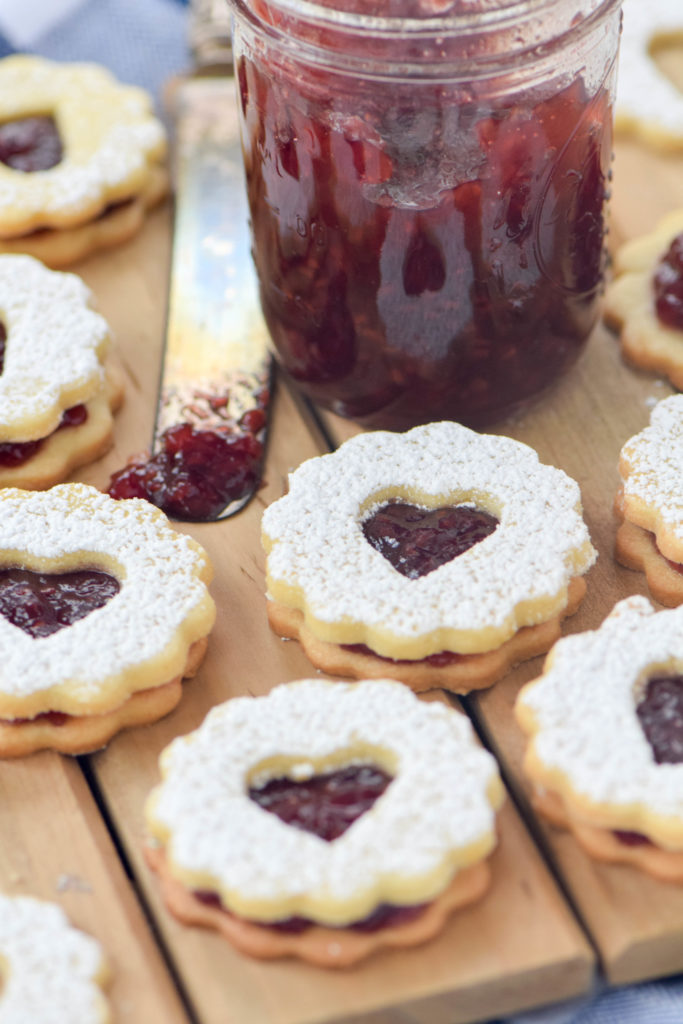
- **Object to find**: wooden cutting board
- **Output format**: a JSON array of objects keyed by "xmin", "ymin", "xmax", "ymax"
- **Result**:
[{"xmin": 1, "ymin": 50, "xmax": 683, "ymax": 1023}]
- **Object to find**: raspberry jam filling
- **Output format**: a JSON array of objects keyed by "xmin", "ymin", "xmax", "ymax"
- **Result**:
[
  {"xmin": 653, "ymin": 233, "xmax": 683, "ymax": 331},
  {"xmin": 0, "ymin": 115, "xmax": 63, "ymax": 172},
  {"xmin": 194, "ymin": 764, "xmax": 429, "ymax": 933},
  {"xmin": 362, "ymin": 502, "xmax": 498, "ymax": 579},
  {"xmin": 607, "ymin": 675, "xmax": 683, "ymax": 848},
  {"xmin": 613, "ymin": 830, "xmax": 652, "ymax": 848},
  {"xmin": 343, "ymin": 643, "xmax": 464, "ymax": 667},
  {"xmin": 0, "ymin": 320, "xmax": 90, "ymax": 467},
  {"xmin": 107, "ymin": 401, "xmax": 268, "ymax": 522},
  {"xmin": 250, "ymin": 763, "xmax": 392, "ymax": 842},
  {"xmin": 0, "ymin": 566, "xmax": 120, "ymax": 639},
  {"xmin": 0, "ymin": 403, "xmax": 88, "ymax": 467},
  {"xmin": 637, "ymin": 674, "xmax": 683, "ymax": 765}
]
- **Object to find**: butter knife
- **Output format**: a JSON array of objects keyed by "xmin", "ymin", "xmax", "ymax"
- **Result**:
[{"xmin": 109, "ymin": 0, "xmax": 273, "ymax": 522}]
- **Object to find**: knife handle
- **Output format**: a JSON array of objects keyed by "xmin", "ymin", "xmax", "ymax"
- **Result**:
[{"xmin": 189, "ymin": 0, "xmax": 234, "ymax": 75}]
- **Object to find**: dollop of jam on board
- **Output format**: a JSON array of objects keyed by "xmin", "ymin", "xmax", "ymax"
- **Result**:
[
  {"xmin": 0, "ymin": 322, "xmax": 88, "ymax": 467},
  {"xmin": 0, "ymin": 567, "xmax": 120, "ymax": 639},
  {"xmin": 107, "ymin": 387, "xmax": 268, "ymax": 522},
  {"xmin": 362, "ymin": 502, "xmax": 498, "ymax": 579},
  {"xmin": 653, "ymin": 233, "xmax": 683, "ymax": 331},
  {"xmin": 239, "ymin": 50, "xmax": 613, "ymax": 428},
  {"xmin": 0, "ymin": 115, "xmax": 63, "ymax": 172},
  {"xmin": 637, "ymin": 674, "xmax": 683, "ymax": 765},
  {"xmin": 194, "ymin": 763, "xmax": 428, "ymax": 933}
]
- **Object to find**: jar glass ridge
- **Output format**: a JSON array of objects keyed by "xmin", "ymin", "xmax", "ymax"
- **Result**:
[{"xmin": 229, "ymin": 0, "xmax": 623, "ymax": 428}]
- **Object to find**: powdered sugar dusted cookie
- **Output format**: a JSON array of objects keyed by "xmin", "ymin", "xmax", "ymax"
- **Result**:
[
  {"xmin": 145, "ymin": 678, "xmax": 504, "ymax": 966},
  {"xmin": 0, "ymin": 483, "xmax": 215, "ymax": 756},
  {"xmin": 615, "ymin": 394, "xmax": 683, "ymax": 606},
  {"xmin": 616, "ymin": 0, "xmax": 683, "ymax": 151},
  {"xmin": 516, "ymin": 596, "xmax": 683, "ymax": 880},
  {"xmin": 604, "ymin": 209, "xmax": 683, "ymax": 388},
  {"xmin": 0, "ymin": 894, "xmax": 110, "ymax": 1023},
  {"xmin": 0, "ymin": 56, "xmax": 168, "ymax": 264},
  {"xmin": 0, "ymin": 165, "xmax": 168, "ymax": 269},
  {"xmin": 262, "ymin": 421, "xmax": 596, "ymax": 693},
  {"xmin": 0, "ymin": 255, "xmax": 123, "ymax": 488}
]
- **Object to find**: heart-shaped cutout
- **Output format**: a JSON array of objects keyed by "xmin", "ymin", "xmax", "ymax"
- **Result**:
[
  {"xmin": 249, "ymin": 763, "xmax": 392, "ymax": 842},
  {"xmin": 0, "ymin": 114, "xmax": 63, "ymax": 172},
  {"xmin": 0, "ymin": 567, "xmax": 120, "ymax": 639},
  {"xmin": 637, "ymin": 674, "xmax": 683, "ymax": 764},
  {"xmin": 362, "ymin": 502, "xmax": 498, "ymax": 579}
]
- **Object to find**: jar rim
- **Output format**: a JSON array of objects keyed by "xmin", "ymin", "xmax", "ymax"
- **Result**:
[{"xmin": 230, "ymin": 0, "xmax": 620, "ymax": 39}]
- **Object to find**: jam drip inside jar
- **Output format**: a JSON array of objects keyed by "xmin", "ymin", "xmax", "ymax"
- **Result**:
[
  {"xmin": 362, "ymin": 502, "xmax": 498, "ymax": 579},
  {"xmin": 0, "ymin": 115, "xmax": 63, "ymax": 172},
  {"xmin": 637, "ymin": 674, "xmax": 683, "ymax": 765},
  {"xmin": 195, "ymin": 763, "xmax": 429, "ymax": 933},
  {"xmin": 0, "ymin": 566, "xmax": 120, "ymax": 639},
  {"xmin": 653, "ymin": 233, "xmax": 683, "ymax": 331}
]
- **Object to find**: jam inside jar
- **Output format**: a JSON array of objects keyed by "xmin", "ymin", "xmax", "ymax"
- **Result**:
[{"xmin": 230, "ymin": 0, "xmax": 622, "ymax": 429}]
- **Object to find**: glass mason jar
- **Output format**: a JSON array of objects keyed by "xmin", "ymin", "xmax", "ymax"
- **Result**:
[{"xmin": 229, "ymin": 0, "xmax": 622, "ymax": 429}]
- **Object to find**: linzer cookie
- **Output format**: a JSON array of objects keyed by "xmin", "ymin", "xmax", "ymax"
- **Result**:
[
  {"xmin": 604, "ymin": 209, "xmax": 683, "ymax": 387},
  {"xmin": 0, "ymin": 894, "xmax": 111, "ymax": 1022},
  {"xmin": 615, "ymin": 0, "xmax": 683, "ymax": 151},
  {"xmin": 615, "ymin": 394, "xmax": 683, "ymax": 606},
  {"xmin": 0, "ymin": 55, "xmax": 168, "ymax": 267},
  {"xmin": 145, "ymin": 678, "xmax": 504, "ymax": 967},
  {"xmin": 0, "ymin": 254, "xmax": 123, "ymax": 489},
  {"xmin": 0, "ymin": 483, "xmax": 215, "ymax": 756},
  {"xmin": 516, "ymin": 596, "xmax": 683, "ymax": 882},
  {"xmin": 261, "ymin": 421, "xmax": 596, "ymax": 693}
]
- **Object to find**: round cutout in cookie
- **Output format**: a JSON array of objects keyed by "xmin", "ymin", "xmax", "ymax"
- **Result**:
[
  {"xmin": 145, "ymin": 678, "xmax": 503, "ymax": 965},
  {"xmin": 0, "ymin": 894, "xmax": 110, "ymax": 1023},
  {"xmin": 616, "ymin": 0, "xmax": 683, "ymax": 151}
]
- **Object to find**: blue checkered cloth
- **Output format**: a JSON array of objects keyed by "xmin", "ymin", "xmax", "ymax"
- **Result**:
[
  {"xmin": 3, "ymin": 2, "xmax": 683, "ymax": 1022},
  {"xmin": 0, "ymin": 0, "xmax": 190, "ymax": 104}
]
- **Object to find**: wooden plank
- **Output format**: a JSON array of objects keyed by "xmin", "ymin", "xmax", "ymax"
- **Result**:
[
  {"xmin": 74, "ymin": 210, "xmax": 596, "ymax": 1024},
  {"xmin": 0, "ymin": 751, "xmax": 189, "ymax": 1022}
]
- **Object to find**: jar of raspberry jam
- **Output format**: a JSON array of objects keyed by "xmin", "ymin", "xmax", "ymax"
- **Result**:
[{"xmin": 229, "ymin": 0, "xmax": 622, "ymax": 429}]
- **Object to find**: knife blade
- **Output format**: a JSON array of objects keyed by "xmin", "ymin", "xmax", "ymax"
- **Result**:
[
  {"xmin": 109, "ymin": 2, "xmax": 273, "ymax": 522},
  {"xmin": 158, "ymin": 0, "xmax": 273, "ymax": 517}
]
